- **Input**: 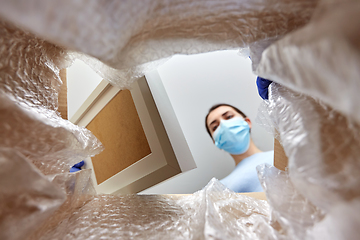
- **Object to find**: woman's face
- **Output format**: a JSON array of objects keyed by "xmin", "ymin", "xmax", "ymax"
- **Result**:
[{"xmin": 206, "ymin": 106, "xmax": 248, "ymax": 137}]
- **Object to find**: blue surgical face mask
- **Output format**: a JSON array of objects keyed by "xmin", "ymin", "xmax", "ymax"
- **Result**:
[{"xmin": 213, "ymin": 117, "xmax": 250, "ymax": 155}]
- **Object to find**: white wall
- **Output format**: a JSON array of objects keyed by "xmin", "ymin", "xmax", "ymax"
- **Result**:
[
  {"xmin": 141, "ymin": 50, "xmax": 273, "ymax": 194},
  {"xmin": 67, "ymin": 59, "xmax": 103, "ymax": 120}
]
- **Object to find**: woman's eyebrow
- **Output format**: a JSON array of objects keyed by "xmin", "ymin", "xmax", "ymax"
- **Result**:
[
  {"xmin": 209, "ymin": 119, "xmax": 218, "ymax": 127},
  {"xmin": 222, "ymin": 111, "xmax": 230, "ymax": 117},
  {"xmin": 209, "ymin": 111, "xmax": 231, "ymax": 128}
]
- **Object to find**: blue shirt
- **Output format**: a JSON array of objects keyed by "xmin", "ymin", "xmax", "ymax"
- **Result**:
[{"xmin": 220, "ymin": 151, "xmax": 274, "ymax": 193}]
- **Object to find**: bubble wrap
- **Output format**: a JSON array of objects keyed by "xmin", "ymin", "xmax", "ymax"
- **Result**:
[
  {"xmin": 24, "ymin": 178, "xmax": 272, "ymax": 240},
  {"xmin": 257, "ymin": 164, "xmax": 325, "ymax": 240},
  {"xmin": 0, "ymin": 0, "xmax": 317, "ymax": 88},
  {"xmin": 253, "ymin": 2, "xmax": 360, "ymax": 236},
  {"xmin": 255, "ymin": 0, "xmax": 360, "ymax": 123},
  {"xmin": 0, "ymin": 20, "xmax": 103, "ymax": 175},
  {"xmin": 0, "ymin": 148, "xmax": 65, "ymax": 240},
  {"xmin": 1, "ymin": 0, "xmax": 360, "ymax": 239},
  {"xmin": 257, "ymin": 83, "xmax": 360, "ymax": 239}
]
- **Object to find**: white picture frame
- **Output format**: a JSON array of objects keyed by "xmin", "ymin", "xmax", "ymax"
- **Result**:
[{"xmin": 70, "ymin": 73, "xmax": 196, "ymax": 194}]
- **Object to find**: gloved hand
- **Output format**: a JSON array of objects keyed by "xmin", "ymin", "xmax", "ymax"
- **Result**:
[
  {"xmin": 256, "ymin": 76, "xmax": 273, "ymax": 100},
  {"xmin": 70, "ymin": 160, "xmax": 85, "ymax": 173}
]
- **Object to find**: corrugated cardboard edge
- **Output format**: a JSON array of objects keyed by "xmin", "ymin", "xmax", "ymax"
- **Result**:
[
  {"xmin": 168, "ymin": 192, "xmax": 267, "ymax": 201},
  {"xmin": 58, "ymin": 69, "xmax": 67, "ymax": 120},
  {"xmin": 274, "ymin": 138, "xmax": 288, "ymax": 171}
]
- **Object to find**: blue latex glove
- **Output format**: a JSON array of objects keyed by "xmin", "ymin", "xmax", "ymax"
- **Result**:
[
  {"xmin": 256, "ymin": 76, "xmax": 273, "ymax": 100},
  {"xmin": 69, "ymin": 160, "xmax": 85, "ymax": 173}
]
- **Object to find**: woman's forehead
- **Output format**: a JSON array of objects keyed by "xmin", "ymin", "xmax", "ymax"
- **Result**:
[{"xmin": 207, "ymin": 106, "xmax": 238, "ymax": 124}]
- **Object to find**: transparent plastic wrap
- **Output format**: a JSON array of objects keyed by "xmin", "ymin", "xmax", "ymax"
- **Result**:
[
  {"xmin": 198, "ymin": 179, "xmax": 274, "ymax": 240},
  {"xmin": 257, "ymin": 83, "xmax": 360, "ymax": 239},
  {"xmin": 253, "ymin": 3, "xmax": 360, "ymax": 235},
  {"xmin": 259, "ymin": 83, "xmax": 360, "ymax": 211},
  {"xmin": 1, "ymin": 0, "xmax": 360, "ymax": 239},
  {"xmin": 0, "ymin": 20, "xmax": 103, "ymax": 175},
  {"xmin": 257, "ymin": 164, "xmax": 325, "ymax": 240},
  {"xmin": 0, "ymin": 0, "xmax": 317, "ymax": 88},
  {"xmin": 0, "ymin": 148, "xmax": 66, "ymax": 240},
  {"xmin": 25, "ymin": 179, "xmax": 272, "ymax": 240},
  {"xmin": 29, "ymin": 170, "xmax": 97, "ymax": 240},
  {"xmin": 255, "ymin": 0, "xmax": 360, "ymax": 123}
]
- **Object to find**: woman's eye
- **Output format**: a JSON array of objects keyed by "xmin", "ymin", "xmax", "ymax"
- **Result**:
[
  {"xmin": 212, "ymin": 125, "xmax": 218, "ymax": 131},
  {"xmin": 226, "ymin": 115, "xmax": 233, "ymax": 119}
]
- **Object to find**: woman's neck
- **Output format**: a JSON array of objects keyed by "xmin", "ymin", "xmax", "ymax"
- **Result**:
[{"xmin": 231, "ymin": 140, "xmax": 262, "ymax": 165}]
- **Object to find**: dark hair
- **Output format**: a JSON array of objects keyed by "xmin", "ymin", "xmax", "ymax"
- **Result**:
[{"xmin": 205, "ymin": 103, "xmax": 247, "ymax": 137}]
